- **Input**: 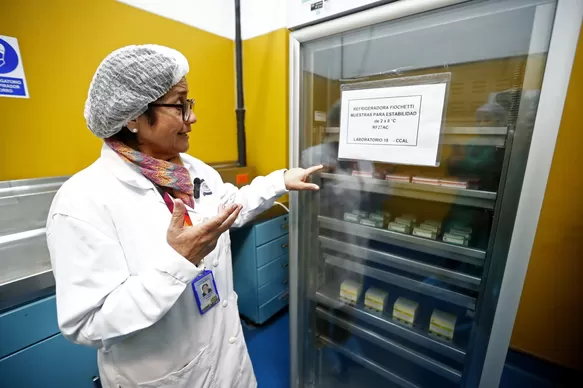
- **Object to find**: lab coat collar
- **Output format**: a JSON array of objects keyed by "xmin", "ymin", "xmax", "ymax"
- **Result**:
[{"xmin": 100, "ymin": 143, "xmax": 194, "ymax": 191}]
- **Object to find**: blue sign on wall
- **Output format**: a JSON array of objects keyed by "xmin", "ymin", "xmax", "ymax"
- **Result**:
[{"xmin": 0, "ymin": 36, "xmax": 29, "ymax": 98}]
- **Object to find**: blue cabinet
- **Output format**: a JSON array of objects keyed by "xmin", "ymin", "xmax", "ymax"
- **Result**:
[
  {"xmin": 0, "ymin": 333, "xmax": 99, "ymax": 388},
  {"xmin": 0, "ymin": 295, "xmax": 99, "ymax": 387},
  {"xmin": 232, "ymin": 214, "xmax": 290, "ymax": 324}
]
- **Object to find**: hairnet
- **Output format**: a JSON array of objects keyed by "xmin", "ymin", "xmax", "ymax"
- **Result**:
[{"xmin": 84, "ymin": 44, "xmax": 189, "ymax": 139}]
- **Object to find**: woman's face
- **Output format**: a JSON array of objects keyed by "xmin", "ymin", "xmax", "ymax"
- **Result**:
[{"xmin": 128, "ymin": 78, "xmax": 197, "ymax": 160}]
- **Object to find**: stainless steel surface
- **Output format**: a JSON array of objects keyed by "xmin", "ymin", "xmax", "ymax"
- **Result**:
[
  {"xmin": 0, "ymin": 176, "xmax": 67, "ymax": 191},
  {"xmin": 316, "ymin": 290, "xmax": 466, "ymax": 363},
  {"xmin": 325, "ymin": 254, "xmax": 476, "ymax": 309},
  {"xmin": 0, "ymin": 177, "xmax": 67, "ymax": 237},
  {"xmin": 316, "ymin": 307, "xmax": 462, "ymax": 383},
  {"xmin": 319, "ymin": 236, "xmax": 481, "ymax": 290},
  {"xmin": 319, "ymin": 336, "xmax": 422, "ymax": 388},
  {"xmin": 319, "ymin": 216, "xmax": 486, "ymax": 265},
  {"xmin": 478, "ymin": 1, "xmax": 583, "ymax": 387},
  {"xmin": 0, "ymin": 177, "xmax": 65, "ymax": 308},
  {"xmin": 0, "ymin": 229, "xmax": 49, "ymax": 286},
  {"xmin": 320, "ymin": 173, "xmax": 497, "ymax": 209}
]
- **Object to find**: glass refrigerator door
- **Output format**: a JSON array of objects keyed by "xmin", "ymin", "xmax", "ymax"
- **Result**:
[{"xmin": 291, "ymin": 0, "xmax": 558, "ymax": 387}]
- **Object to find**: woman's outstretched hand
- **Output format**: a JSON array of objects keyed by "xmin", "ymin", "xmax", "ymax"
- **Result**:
[{"xmin": 284, "ymin": 165, "xmax": 324, "ymax": 191}]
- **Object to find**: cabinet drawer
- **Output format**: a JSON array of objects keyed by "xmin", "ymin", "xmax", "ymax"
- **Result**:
[
  {"xmin": 257, "ymin": 254, "xmax": 289, "ymax": 287},
  {"xmin": 0, "ymin": 295, "xmax": 59, "ymax": 359},
  {"xmin": 255, "ymin": 215, "xmax": 289, "ymax": 246},
  {"xmin": 258, "ymin": 276, "xmax": 289, "ymax": 306},
  {"xmin": 256, "ymin": 235, "xmax": 289, "ymax": 268},
  {"xmin": 0, "ymin": 333, "xmax": 98, "ymax": 388},
  {"xmin": 258, "ymin": 290, "xmax": 289, "ymax": 324}
]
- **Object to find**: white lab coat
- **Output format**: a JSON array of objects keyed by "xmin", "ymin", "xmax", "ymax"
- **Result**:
[{"xmin": 46, "ymin": 144, "xmax": 287, "ymax": 388}]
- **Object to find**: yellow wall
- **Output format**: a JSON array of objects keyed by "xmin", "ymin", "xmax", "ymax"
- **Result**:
[
  {"xmin": 243, "ymin": 28, "xmax": 289, "ymax": 176},
  {"xmin": 510, "ymin": 28, "xmax": 583, "ymax": 371},
  {"xmin": 0, "ymin": 0, "xmax": 236, "ymax": 181}
]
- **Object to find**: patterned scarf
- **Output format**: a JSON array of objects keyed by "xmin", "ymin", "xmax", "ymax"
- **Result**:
[{"xmin": 105, "ymin": 139, "xmax": 195, "ymax": 208}]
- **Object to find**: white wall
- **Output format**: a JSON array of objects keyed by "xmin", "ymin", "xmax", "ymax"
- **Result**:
[
  {"xmin": 117, "ymin": 0, "xmax": 235, "ymax": 39},
  {"xmin": 241, "ymin": 0, "xmax": 286, "ymax": 40},
  {"xmin": 117, "ymin": 0, "xmax": 287, "ymax": 40}
]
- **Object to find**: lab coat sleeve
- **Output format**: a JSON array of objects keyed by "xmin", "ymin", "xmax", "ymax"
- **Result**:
[
  {"xmin": 214, "ymin": 169, "xmax": 288, "ymax": 228},
  {"xmin": 46, "ymin": 214, "xmax": 203, "ymax": 350}
]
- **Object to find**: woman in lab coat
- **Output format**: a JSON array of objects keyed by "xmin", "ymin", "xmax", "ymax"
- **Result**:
[{"xmin": 46, "ymin": 45, "xmax": 321, "ymax": 388}]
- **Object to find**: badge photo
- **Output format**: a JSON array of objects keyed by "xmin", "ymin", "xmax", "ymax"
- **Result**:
[{"xmin": 192, "ymin": 270, "xmax": 220, "ymax": 314}]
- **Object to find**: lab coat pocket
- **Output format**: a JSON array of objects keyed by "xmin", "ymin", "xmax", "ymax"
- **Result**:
[{"xmin": 137, "ymin": 345, "xmax": 214, "ymax": 388}]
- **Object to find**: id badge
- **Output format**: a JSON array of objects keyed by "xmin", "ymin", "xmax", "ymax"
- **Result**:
[{"xmin": 192, "ymin": 270, "xmax": 220, "ymax": 315}]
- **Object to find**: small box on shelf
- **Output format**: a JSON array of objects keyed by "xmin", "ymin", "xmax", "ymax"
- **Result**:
[
  {"xmin": 351, "ymin": 170, "xmax": 373, "ymax": 178},
  {"xmin": 418, "ymin": 222, "xmax": 441, "ymax": 235},
  {"xmin": 343, "ymin": 212, "xmax": 361, "ymax": 223},
  {"xmin": 394, "ymin": 217, "xmax": 414, "ymax": 228},
  {"xmin": 388, "ymin": 222, "xmax": 411, "ymax": 234},
  {"xmin": 360, "ymin": 218, "xmax": 384, "ymax": 228},
  {"xmin": 412, "ymin": 176, "xmax": 440, "ymax": 186},
  {"xmin": 449, "ymin": 227, "xmax": 472, "ymax": 240},
  {"xmin": 364, "ymin": 288, "xmax": 388, "ymax": 313},
  {"xmin": 352, "ymin": 210, "xmax": 370, "ymax": 218},
  {"xmin": 385, "ymin": 174, "xmax": 411, "ymax": 183},
  {"xmin": 393, "ymin": 297, "xmax": 419, "ymax": 326},
  {"xmin": 429, "ymin": 309, "xmax": 457, "ymax": 341},
  {"xmin": 443, "ymin": 232, "xmax": 469, "ymax": 246},
  {"xmin": 413, "ymin": 227, "xmax": 437, "ymax": 240},
  {"xmin": 339, "ymin": 280, "xmax": 362, "ymax": 305},
  {"xmin": 369, "ymin": 211, "xmax": 391, "ymax": 225}
]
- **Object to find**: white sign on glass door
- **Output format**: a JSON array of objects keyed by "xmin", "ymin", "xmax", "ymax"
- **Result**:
[{"xmin": 338, "ymin": 82, "xmax": 447, "ymax": 166}]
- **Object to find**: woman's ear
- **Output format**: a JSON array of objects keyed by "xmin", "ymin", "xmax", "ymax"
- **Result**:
[{"xmin": 126, "ymin": 119, "xmax": 139, "ymax": 133}]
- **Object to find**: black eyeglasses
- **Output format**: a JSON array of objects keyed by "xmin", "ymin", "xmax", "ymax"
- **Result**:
[{"xmin": 149, "ymin": 99, "xmax": 195, "ymax": 122}]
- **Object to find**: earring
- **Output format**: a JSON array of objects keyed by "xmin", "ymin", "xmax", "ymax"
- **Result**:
[{"xmin": 131, "ymin": 128, "xmax": 138, "ymax": 133}]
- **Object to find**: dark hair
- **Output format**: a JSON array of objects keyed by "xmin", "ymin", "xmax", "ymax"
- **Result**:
[{"xmin": 108, "ymin": 105, "xmax": 157, "ymax": 143}]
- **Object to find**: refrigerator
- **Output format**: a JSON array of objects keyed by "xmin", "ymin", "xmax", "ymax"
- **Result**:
[{"xmin": 287, "ymin": 0, "xmax": 583, "ymax": 387}]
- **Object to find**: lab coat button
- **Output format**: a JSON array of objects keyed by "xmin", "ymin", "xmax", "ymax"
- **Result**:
[
  {"xmin": 222, "ymin": 300, "xmax": 228, "ymax": 307},
  {"xmin": 213, "ymin": 259, "xmax": 219, "ymax": 267},
  {"xmin": 229, "ymin": 337, "xmax": 236, "ymax": 344}
]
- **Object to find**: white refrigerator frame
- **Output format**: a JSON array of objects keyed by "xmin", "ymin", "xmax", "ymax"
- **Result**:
[{"xmin": 288, "ymin": 0, "xmax": 583, "ymax": 387}]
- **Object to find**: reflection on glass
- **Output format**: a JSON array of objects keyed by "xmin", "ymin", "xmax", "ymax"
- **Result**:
[{"xmin": 295, "ymin": 1, "xmax": 555, "ymax": 387}]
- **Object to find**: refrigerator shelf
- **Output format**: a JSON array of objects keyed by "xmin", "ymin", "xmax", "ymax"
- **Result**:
[
  {"xmin": 324, "ymin": 254, "xmax": 477, "ymax": 309},
  {"xmin": 316, "ymin": 307, "xmax": 463, "ymax": 383},
  {"xmin": 316, "ymin": 290, "xmax": 466, "ymax": 363},
  {"xmin": 319, "ymin": 236, "xmax": 481, "ymax": 291},
  {"xmin": 318, "ymin": 336, "xmax": 422, "ymax": 388},
  {"xmin": 320, "ymin": 173, "xmax": 497, "ymax": 209},
  {"xmin": 325, "ymin": 126, "xmax": 508, "ymax": 147},
  {"xmin": 318, "ymin": 216, "xmax": 486, "ymax": 266}
]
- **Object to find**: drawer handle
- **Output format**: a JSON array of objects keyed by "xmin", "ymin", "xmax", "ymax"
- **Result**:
[
  {"xmin": 282, "ymin": 263, "xmax": 289, "ymax": 268},
  {"xmin": 281, "ymin": 243, "xmax": 289, "ymax": 248},
  {"xmin": 281, "ymin": 223, "xmax": 289, "ymax": 229}
]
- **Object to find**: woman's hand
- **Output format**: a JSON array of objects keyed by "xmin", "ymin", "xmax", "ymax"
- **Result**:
[
  {"xmin": 167, "ymin": 199, "xmax": 242, "ymax": 265},
  {"xmin": 284, "ymin": 165, "xmax": 324, "ymax": 191}
]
